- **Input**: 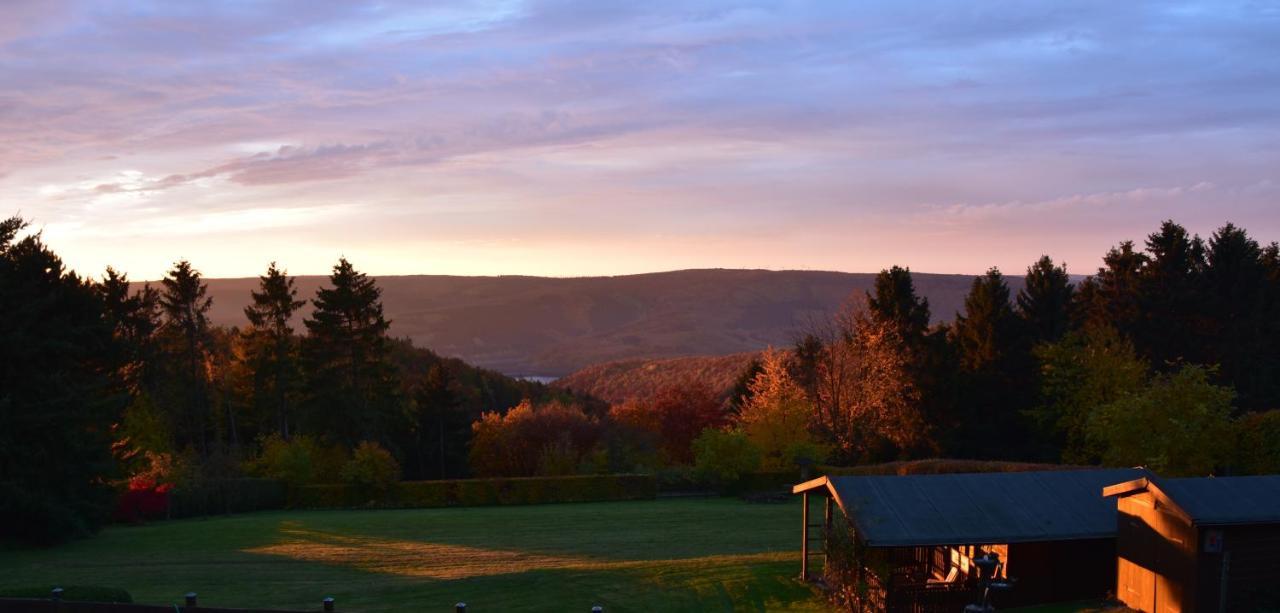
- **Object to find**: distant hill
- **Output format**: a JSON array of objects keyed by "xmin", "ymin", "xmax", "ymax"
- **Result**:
[
  {"xmin": 553, "ymin": 353, "xmax": 760, "ymax": 405},
  {"xmin": 191, "ymin": 269, "xmax": 1022, "ymax": 377}
]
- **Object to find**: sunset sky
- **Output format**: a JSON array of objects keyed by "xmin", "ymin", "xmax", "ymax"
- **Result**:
[{"xmin": 3, "ymin": 1, "xmax": 1278, "ymax": 280}]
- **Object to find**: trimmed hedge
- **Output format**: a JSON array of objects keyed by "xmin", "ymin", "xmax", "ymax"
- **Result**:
[
  {"xmin": 291, "ymin": 474, "xmax": 657, "ymax": 509},
  {"xmin": 169, "ymin": 478, "xmax": 287, "ymax": 518},
  {"xmin": 0, "ymin": 586, "xmax": 131, "ymax": 603}
]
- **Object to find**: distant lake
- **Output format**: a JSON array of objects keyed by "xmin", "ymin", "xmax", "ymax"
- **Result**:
[{"xmin": 515, "ymin": 375, "xmax": 559, "ymax": 385}]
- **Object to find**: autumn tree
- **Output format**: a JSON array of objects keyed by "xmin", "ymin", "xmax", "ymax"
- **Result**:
[
  {"xmin": 241, "ymin": 262, "xmax": 306, "ymax": 439},
  {"xmin": 737, "ymin": 348, "xmax": 826, "ymax": 470},
  {"xmin": 301, "ymin": 258, "xmax": 401, "ymax": 448},
  {"xmin": 609, "ymin": 382, "xmax": 727, "ymax": 464},
  {"xmin": 810, "ymin": 304, "xmax": 926, "ymax": 463},
  {"xmin": 469, "ymin": 399, "xmax": 600, "ymax": 477}
]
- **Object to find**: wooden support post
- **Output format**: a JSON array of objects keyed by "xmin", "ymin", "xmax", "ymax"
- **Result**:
[
  {"xmin": 801, "ymin": 491, "xmax": 810, "ymax": 580},
  {"xmin": 824, "ymin": 495, "xmax": 833, "ymax": 564}
]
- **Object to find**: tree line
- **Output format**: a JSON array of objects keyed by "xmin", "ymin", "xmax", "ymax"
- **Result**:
[
  {"xmin": 4, "ymin": 215, "xmax": 1278, "ymax": 546},
  {"xmin": 1, "ymin": 215, "xmax": 547, "ymax": 544}
]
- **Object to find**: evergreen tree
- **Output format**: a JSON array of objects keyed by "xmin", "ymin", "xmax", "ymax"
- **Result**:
[
  {"xmin": 158, "ymin": 260, "xmax": 214, "ymax": 454},
  {"xmin": 1016, "ymin": 256, "xmax": 1074, "ymax": 344},
  {"xmin": 407, "ymin": 363, "xmax": 464, "ymax": 479},
  {"xmin": 952, "ymin": 268, "xmax": 1020, "ymax": 372},
  {"xmin": 950, "ymin": 268, "xmax": 1032, "ymax": 458},
  {"xmin": 1082, "ymin": 241, "xmax": 1148, "ymax": 336},
  {"xmin": 867, "ymin": 266, "xmax": 930, "ymax": 344},
  {"xmin": 302, "ymin": 258, "xmax": 401, "ymax": 448},
  {"xmin": 98, "ymin": 267, "xmax": 162, "ymax": 393},
  {"xmin": 1203, "ymin": 223, "xmax": 1270, "ymax": 408},
  {"xmin": 242, "ymin": 263, "xmax": 306, "ymax": 438},
  {"xmin": 1138, "ymin": 221, "xmax": 1206, "ymax": 368},
  {"xmin": 0, "ymin": 216, "xmax": 121, "ymax": 545}
]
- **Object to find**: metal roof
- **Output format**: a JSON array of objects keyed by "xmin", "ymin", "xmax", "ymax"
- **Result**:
[
  {"xmin": 814, "ymin": 468, "xmax": 1145, "ymax": 547},
  {"xmin": 1156, "ymin": 475, "xmax": 1280, "ymax": 526}
]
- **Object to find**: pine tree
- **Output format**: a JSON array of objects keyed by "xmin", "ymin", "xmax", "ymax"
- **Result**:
[
  {"xmin": 1083, "ymin": 241, "xmax": 1148, "ymax": 336},
  {"xmin": 867, "ymin": 266, "xmax": 930, "ymax": 344},
  {"xmin": 1203, "ymin": 223, "xmax": 1269, "ymax": 408},
  {"xmin": 159, "ymin": 260, "xmax": 214, "ymax": 454},
  {"xmin": 950, "ymin": 268, "xmax": 1033, "ymax": 458},
  {"xmin": 302, "ymin": 258, "xmax": 401, "ymax": 447},
  {"xmin": 0, "ymin": 216, "xmax": 121, "ymax": 544},
  {"xmin": 952, "ymin": 268, "xmax": 1020, "ymax": 372},
  {"xmin": 1016, "ymin": 256, "xmax": 1074, "ymax": 344},
  {"xmin": 1138, "ymin": 221, "xmax": 1206, "ymax": 368},
  {"xmin": 242, "ymin": 262, "xmax": 306, "ymax": 438},
  {"xmin": 409, "ymin": 363, "xmax": 463, "ymax": 479}
]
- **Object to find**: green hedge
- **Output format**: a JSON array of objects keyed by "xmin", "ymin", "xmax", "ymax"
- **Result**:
[
  {"xmin": 0, "ymin": 585, "xmax": 132, "ymax": 603},
  {"xmin": 291, "ymin": 474, "xmax": 657, "ymax": 509},
  {"xmin": 169, "ymin": 478, "xmax": 287, "ymax": 518}
]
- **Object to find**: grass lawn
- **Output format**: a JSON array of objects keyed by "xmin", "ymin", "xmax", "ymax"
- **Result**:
[{"xmin": 0, "ymin": 498, "xmax": 828, "ymax": 612}]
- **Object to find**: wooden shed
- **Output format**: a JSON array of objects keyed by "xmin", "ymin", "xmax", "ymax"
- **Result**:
[
  {"xmin": 1104, "ymin": 474, "xmax": 1280, "ymax": 613},
  {"xmin": 795, "ymin": 468, "xmax": 1143, "ymax": 612}
]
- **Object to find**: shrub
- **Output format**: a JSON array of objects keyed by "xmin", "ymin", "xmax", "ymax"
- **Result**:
[
  {"xmin": 340, "ymin": 441, "xmax": 401, "ymax": 496},
  {"xmin": 470, "ymin": 399, "xmax": 601, "ymax": 477},
  {"xmin": 168, "ymin": 478, "xmax": 286, "ymax": 518},
  {"xmin": 1235, "ymin": 410, "xmax": 1280, "ymax": 475},
  {"xmin": 246, "ymin": 434, "xmax": 321, "ymax": 487},
  {"xmin": 693, "ymin": 429, "xmax": 762, "ymax": 488}
]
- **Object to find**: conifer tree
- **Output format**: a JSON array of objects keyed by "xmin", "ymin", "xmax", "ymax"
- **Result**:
[
  {"xmin": 1137, "ymin": 221, "xmax": 1206, "ymax": 367},
  {"xmin": 1016, "ymin": 256, "xmax": 1074, "ymax": 344},
  {"xmin": 242, "ymin": 262, "xmax": 306, "ymax": 438},
  {"xmin": 867, "ymin": 265, "xmax": 930, "ymax": 344},
  {"xmin": 302, "ymin": 258, "xmax": 401, "ymax": 447},
  {"xmin": 159, "ymin": 260, "xmax": 214, "ymax": 454},
  {"xmin": 0, "ymin": 216, "xmax": 121, "ymax": 544}
]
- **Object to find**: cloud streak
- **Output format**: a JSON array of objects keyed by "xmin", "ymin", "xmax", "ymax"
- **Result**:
[{"xmin": 1, "ymin": 0, "xmax": 1278, "ymax": 279}]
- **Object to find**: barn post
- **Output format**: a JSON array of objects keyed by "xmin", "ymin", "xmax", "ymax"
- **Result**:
[{"xmin": 801, "ymin": 490, "xmax": 810, "ymax": 580}]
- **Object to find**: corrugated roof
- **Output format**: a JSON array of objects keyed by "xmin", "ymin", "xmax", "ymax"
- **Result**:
[
  {"xmin": 1158, "ymin": 475, "xmax": 1280, "ymax": 526},
  {"xmin": 825, "ymin": 468, "xmax": 1145, "ymax": 547}
]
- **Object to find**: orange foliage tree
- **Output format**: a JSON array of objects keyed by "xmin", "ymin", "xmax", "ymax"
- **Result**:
[
  {"xmin": 469, "ymin": 399, "xmax": 602, "ymax": 477},
  {"xmin": 737, "ymin": 348, "xmax": 826, "ymax": 470},
  {"xmin": 609, "ymin": 382, "xmax": 728, "ymax": 464},
  {"xmin": 810, "ymin": 303, "xmax": 927, "ymax": 463}
]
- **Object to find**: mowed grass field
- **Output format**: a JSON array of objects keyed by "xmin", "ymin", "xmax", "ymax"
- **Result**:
[{"xmin": 0, "ymin": 498, "xmax": 828, "ymax": 612}]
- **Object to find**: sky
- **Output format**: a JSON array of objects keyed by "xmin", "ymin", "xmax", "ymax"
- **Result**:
[{"xmin": 2, "ymin": 1, "xmax": 1279, "ymax": 280}]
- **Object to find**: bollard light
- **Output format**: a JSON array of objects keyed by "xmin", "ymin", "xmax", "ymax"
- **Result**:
[
  {"xmin": 456, "ymin": 602, "xmax": 467, "ymax": 613},
  {"xmin": 323, "ymin": 596, "xmax": 335, "ymax": 612},
  {"xmin": 51, "ymin": 587, "xmax": 64, "ymax": 601},
  {"xmin": 185, "ymin": 592, "xmax": 198, "ymax": 607},
  {"xmin": 592, "ymin": 606, "xmax": 604, "ymax": 613}
]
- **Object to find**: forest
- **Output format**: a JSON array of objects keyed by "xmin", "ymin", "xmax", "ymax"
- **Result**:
[{"xmin": 2, "ymin": 215, "xmax": 1278, "ymax": 546}]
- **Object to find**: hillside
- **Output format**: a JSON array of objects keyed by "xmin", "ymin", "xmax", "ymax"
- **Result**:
[
  {"xmin": 553, "ymin": 353, "xmax": 760, "ymax": 405},
  {"xmin": 191, "ymin": 269, "xmax": 1020, "ymax": 377}
]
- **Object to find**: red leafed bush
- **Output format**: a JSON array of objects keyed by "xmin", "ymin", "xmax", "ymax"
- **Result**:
[{"xmin": 112, "ymin": 478, "xmax": 172, "ymax": 523}]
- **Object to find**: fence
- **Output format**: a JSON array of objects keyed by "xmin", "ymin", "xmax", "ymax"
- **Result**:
[{"xmin": 0, "ymin": 592, "xmax": 609, "ymax": 612}]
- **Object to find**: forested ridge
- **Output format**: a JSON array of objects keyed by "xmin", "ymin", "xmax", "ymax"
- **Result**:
[{"xmin": 3, "ymin": 216, "xmax": 1279, "ymax": 546}]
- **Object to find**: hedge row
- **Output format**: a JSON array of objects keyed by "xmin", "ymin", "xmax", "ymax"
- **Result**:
[
  {"xmin": 290, "ymin": 474, "xmax": 658, "ymax": 509},
  {"xmin": 816, "ymin": 459, "xmax": 1083, "ymax": 477},
  {"xmin": 168, "ymin": 479, "xmax": 287, "ymax": 518}
]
